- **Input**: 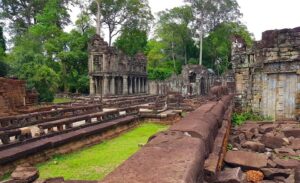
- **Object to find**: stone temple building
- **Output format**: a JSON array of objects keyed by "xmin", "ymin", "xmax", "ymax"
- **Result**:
[
  {"xmin": 232, "ymin": 27, "xmax": 300, "ymax": 120},
  {"xmin": 149, "ymin": 65, "xmax": 215, "ymax": 96},
  {"xmin": 88, "ymin": 34, "xmax": 148, "ymax": 97}
]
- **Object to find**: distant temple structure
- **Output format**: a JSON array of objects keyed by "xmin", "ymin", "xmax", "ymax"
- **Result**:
[
  {"xmin": 149, "ymin": 65, "xmax": 216, "ymax": 96},
  {"xmin": 88, "ymin": 34, "xmax": 148, "ymax": 96}
]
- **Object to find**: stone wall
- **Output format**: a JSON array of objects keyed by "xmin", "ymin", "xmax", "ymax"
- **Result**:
[
  {"xmin": 149, "ymin": 65, "xmax": 215, "ymax": 96},
  {"xmin": 232, "ymin": 27, "xmax": 300, "ymax": 120},
  {"xmin": 0, "ymin": 78, "xmax": 26, "ymax": 114}
]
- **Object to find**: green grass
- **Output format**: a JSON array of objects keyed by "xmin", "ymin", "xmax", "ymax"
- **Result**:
[
  {"xmin": 37, "ymin": 123, "xmax": 168, "ymax": 181},
  {"xmin": 53, "ymin": 98, "xmax": 73, "ymax": 104},
  {"xmin": 232, "ymin": 112, "xmax": 273, "ymax": 126}
]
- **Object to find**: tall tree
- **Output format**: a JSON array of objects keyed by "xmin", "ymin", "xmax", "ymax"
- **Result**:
[
  {"xmin": 156, "ymin": 6, "xmax": 194, "ymax": 66},
  {"xmin": 185, "ymin": 0, "xmax": 241, "ymax": 65},
  {"xmin": 202, "ymin": 22, "xmax": 252, "ymax": 74},
  {"xmin": 90, "ymin": 0, "xmax": 153, "ymax": 46},
  {"xmin": 0, "ymin": 0, "xmax": 71, "ymax": 36},
  {"xmin": 114, "ymin": 28, "xmax": 147, "ymax": 56}
]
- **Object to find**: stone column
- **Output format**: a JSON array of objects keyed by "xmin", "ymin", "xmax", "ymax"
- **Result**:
[
  {"xmin": 141, "ymin": 78, "xmax": 144, "ymax": 93},
  {"xmin": 89, "ymin": 76, "xmax": 95, "ymax": 95},
  {"xmin": 137, "ymin": 78, "xmax": 140, "ymax": 93},
  {"xmin": 145, "ymin": 79, "xmax": 148, "ymax": 94},
  {"xmin": 103, "ymin": 75, "xmax": 109, "ymax": 96},
  {"xmin": 111, "ymin": 76, "xmax": 115, "ymax": 95},
  {"xmin": 129, "ymin": 77, "xmax": 133, "ymax": 94},
  {"xmin": 123, "ymin": 75, "xmax": 128, "ymax": 95},
  {"xmin": 133, "ymin": 77, "xmax": 136, "ymax": 94}
]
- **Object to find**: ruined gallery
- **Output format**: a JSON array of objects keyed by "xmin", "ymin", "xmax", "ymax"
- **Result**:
[{"xmin": 88, "ymin": 34, "xmax": 148, "ymax": 97}]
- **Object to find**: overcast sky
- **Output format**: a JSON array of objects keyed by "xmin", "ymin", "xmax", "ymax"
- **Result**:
[{"xmin": 146, "ymin": 0, "xmax": 300, "ymax": 40}]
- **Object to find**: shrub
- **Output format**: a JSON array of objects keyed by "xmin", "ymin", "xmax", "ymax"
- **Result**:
[{"xmin": 232, "ymin": 111, "xmax": 272, "ymax": 126}]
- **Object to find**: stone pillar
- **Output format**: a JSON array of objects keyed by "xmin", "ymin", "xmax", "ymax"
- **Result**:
[
  {"xmin": 141, "ymin": 78, "xmax": 145, "ymax": 93},
  {"xmin": 103, "ymin": 75, "xmax": 109, "ymax": 96},
  {"xmin": 137, "ymin": 78, "xmax": 140, "ymax": 93},
  {"xmin": 111, "ymin": 76, "xmax": 115, "ymax": 95},
  {"xmin": 133, "ymin": 77, "xmax": 136, "ymax": 94},
  {"xmin": 129, "ymin": 77, "xmax": 133, "ymax": 94},
  {"xmin": 123, "ymin": 75, "xmax": 128, "ymax": 95},
  {"xmin": 90, "ymin": 76, "xmax": 95, "ymax": 95},
  {"xmin": 145, "ymin": 79, "xmax": 148, "ymax": 94}
]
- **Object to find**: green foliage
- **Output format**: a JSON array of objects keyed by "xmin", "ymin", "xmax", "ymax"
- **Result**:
[
  {"xmin": 0, "ymin": 0, "xmax": 71, "ymax": 36},
  {"xmin": 37, "ymin": 123, "xmax": 168, "ymax": 180},
  {"xmin": 148, "ymin": 67, "xmax": 173, "ymax": 81},
  {"xmin": 227, "ymin": 143, "xmax": 233, "ymax": 151},
  {"xmin": 115, "ymin": 28, "xmax": 148, "ymax": 56},
  {"xmin": 202, "ymin": 22, "xmax": 253, "ymax": 74},
  {"xmin": 188, "ymin": 58, "xmax": 198, "ymax": 65},
  {"xmin": 0, "ymin": 26, "xmax": 5, "ymax": 52},
  {"xmin": 91, "ymin": 0, "xmax": 153, "ymax": 45},
  {"xmin": 0, "ymin": 61, "xmax": 9, "ymax": 77},
  {"xmin": 232, "ymin": 112, "xmax": 273, "ymax": 126},
  {"xmin": 156, "ymin": 6, "xmax": 195, "ymax": 65}
]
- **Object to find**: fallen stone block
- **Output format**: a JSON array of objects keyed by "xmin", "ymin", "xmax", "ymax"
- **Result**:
[
  {"xmin": 274, "ymin": 158, "xmax": 300, "ymax": 169},
  {"xmin": 215, "ymin": 167, "xmax": 244, "ymax": 183},
  {"xmin": 283, "ymin": 129, "xmax": 300, "ymax": 138},
  {"xmin": 289, "ymin": 138, "xmax": 300, "ymax": 150},
  {"xmin": 11, "ymin": 165, "xmax": 39, "ymax": 183},
  {"xmin": 242, "ymin": 141, "xmax": 265, "ymax": 152},
  {"xmin": 261, "ymin": 168, "xmax": 291, "ymax": 179},
  {"xmin": 274, "ymin": 147, "xmax": 296, "ymax": 156},
  {"xmin": 224, "ymin": 151, "xmax": 268, "ymax": 169},
  {"xmin": 261, "ymin": 134, "xmax": 284, "ymax": 149}
]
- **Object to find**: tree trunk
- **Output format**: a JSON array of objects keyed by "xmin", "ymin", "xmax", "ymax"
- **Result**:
[
  {"xmin": 184, "ymin": 44, "xmax": 187, "ymax": 65},
  {"xmin": 95, "ymin": 0, "xmax": 101, "ymax": 35},
  {"xmin": 171, "ymin": 32, "xmax": 176, "ymax": 71},
  {"xmin": 199, "ymin": 22, "xmax": 203, "ymax": 65}
]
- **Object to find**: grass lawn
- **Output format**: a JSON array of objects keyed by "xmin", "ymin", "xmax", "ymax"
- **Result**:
[
  {"xmin": 53, "ymin": 98, "xmax": 73, "ymax": 104},
  {"xmin": 37, "ymin": 123, "xmax": 168, "ymax": 181}
]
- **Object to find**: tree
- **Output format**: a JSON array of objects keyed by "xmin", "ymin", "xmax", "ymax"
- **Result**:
[
  {"xmin": 0, "ymin": 0, "xmax": 72, "ymax": 36},
  {"xmin": 156, "ymin": 6, "xmax": 194, "ymax": 66},
  {"xmin": 90, "ymin": 0, "xmax": 153, "ymax": 46},
  {"xmin": 202, "ymin": 22, "xmax": 252, "ymax": 74},
  {"xmin": 185, "ymin": 0, "xmax": 241, "ymax": 65},
  {"xmin": 114, "ymin": 28, "xmax": 147, "ymax": 56},
  {"xmin": 0, "ymin": 25, "xmax": 8, "ymax": 77}
]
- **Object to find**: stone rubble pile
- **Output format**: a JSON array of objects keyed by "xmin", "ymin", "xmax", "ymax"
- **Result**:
[{"xmin": 218, "ymin": 121, "xmax": 300, "ymax": 183}]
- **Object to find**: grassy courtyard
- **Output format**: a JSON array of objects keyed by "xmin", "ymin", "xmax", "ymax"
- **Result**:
[{"xmin": 37, "ymin": 123, "xmax": 168, "ymax": 181}]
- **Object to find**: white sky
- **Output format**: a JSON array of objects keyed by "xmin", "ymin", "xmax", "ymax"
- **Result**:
[{"xmin": 146, "ymin": 0, "xmax": 300, "ymax": 40}]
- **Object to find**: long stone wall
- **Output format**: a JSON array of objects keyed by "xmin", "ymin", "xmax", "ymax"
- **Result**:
[{"xmin": 100, "ymin": 95, "xmax": 233, "ymax": 183}]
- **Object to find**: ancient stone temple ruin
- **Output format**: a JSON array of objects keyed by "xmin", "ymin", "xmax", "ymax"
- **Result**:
[
  {"xmin": 88, "ymin": 34, "xmax": 148, "ymax": 97},
  {"xmin": 149, "ymin": 65, "xmax": 215, "ymax": 96},
  {"xmin": 232, "ymin": 27, "xmax": 300, "ymax": 120}
]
